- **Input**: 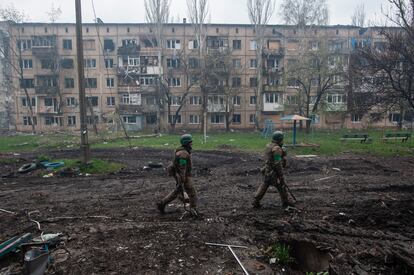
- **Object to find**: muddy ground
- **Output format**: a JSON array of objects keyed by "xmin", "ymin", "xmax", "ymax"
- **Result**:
[{"xmin": 0, "ymin": 147, "xmax": 414, "ymax": 274}]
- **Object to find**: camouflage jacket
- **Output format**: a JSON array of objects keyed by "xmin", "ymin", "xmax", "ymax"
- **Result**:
[
  {"xmin": 174, "ymin": 146, "xmax": 192, "ymax": 182},
  {"xmin": 262, "ymin": 142, "xmax": 286, "ymax": 177}
]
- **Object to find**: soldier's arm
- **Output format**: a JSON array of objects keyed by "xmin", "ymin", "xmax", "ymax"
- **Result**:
[
  {"xmin": 272, "ymin": 147, "xmax": 284, "ymax": 176},
  {"xmin": 282, "ymin": 146, "xmax": 287, "ymax": 168},
  {"xmin": 176, "ymin": 153, "xmax": 189, "ymax": 183}
]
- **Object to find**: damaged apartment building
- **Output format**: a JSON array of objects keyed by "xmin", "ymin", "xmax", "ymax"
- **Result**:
[{"xmin": 0, "ymin": 21, "xmax": 407, "ymax": 132}]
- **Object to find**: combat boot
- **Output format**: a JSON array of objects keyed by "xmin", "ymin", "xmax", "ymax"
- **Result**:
[{"xmin": 156, "ymin": 202, "xmax": 165, "ymax": 214}]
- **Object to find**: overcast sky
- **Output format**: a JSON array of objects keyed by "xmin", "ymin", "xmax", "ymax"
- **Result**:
[{"xmin": 1, "ymin": 0, "xmax": 390, "ymax": 25}]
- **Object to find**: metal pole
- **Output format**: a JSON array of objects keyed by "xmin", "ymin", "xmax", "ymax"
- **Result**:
[
  {"xmin": 293, "ymin": 120, "xmax": 297, "ymax": 146},
  {"xmin": 205, "ymin": 242, "xmax": 250, "ymax": 275},
  {"xmin": 75, "ymin": 0, "xmax": 90, "ymax": 164},
  {"xmin": 228, "ymin": 246, "xmax": 250, "ymax": 275}
]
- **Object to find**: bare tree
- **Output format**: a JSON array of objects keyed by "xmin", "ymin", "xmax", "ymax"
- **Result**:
[
  {"xmin": 162, "ymin": 50, "xmax": 197, "ymax": 132},
  {"xmin": 145, "ymin": 0, "xmax": 171, "ymax": 132},
  {"xmin": 349, "ymin": 0, "xmax": 414, "ymax": 128},
  {"xmin": 351, "ymin": 4, "xmax": 366, "ymax": 27},
  {"xmin": 280, "ymin": 0, "xmax": 329, "ymax": 27},
  {"xmin": 247, "ymin": 0, "xmax": 275, "ymax": 130},
  {"xmin": 0, "ymin": 6, "xmax": 36, "ymax": 133},
  {"xmin": 187, "ymin": 0, "xmax": 209, "ymax": 140}
]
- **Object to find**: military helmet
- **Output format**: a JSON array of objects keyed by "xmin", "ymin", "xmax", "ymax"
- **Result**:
[
  {"xmin": 180, "ymin": 134, "xmax": 193, "ymax": 146},
  {"xmin": 272, "ymin": 131, "xmax": 284, "ymax": 143}
]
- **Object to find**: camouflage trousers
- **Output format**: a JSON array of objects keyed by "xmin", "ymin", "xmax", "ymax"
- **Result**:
[
  {"xmin": 254, "ymin": 169, "xmax": 289, "ymax": 205},
  {"xmin": 160, "ymin": 176, "xmax": 197, "ymax": 209}
]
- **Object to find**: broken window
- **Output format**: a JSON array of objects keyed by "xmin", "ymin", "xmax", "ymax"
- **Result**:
[
  {"xmin": 83, "ymin": 39, "xmax": 96, "ymax": 50},
  {"xmin": 104, "ymin": 39, "xmax": 115, "ymax": 52},
  {"xmin": 40, "ymin": 59, "xmax": 55, "ymax": 69},
  {"xmin": 249, "ymin": 40, "xmax": 257, "ymax": 50},
  {"xmin": 250, "ymin": 59, "xmax": 257, "ymax": 68},
  {"xmin": 140, "ymin": 56, "xmax": 158, "ymax": 66},
  {"xmin": 86, "ymin": 96, "xmax": 99, "ymax": 106},
  {"xmin": 20, "ymin": 79, "xmax": 35, "ymax": 88},
  {"xmin": 189, "ymin": 115, "xmax": 200, "ymax": 124},
  {"xmin": 207, "ymin": 36, "xmax": 228, "ymax": 48},
  {"xmin": 287, "ymin": 40, "xmax": 299, "ymax": 51},
  {"xmin": 286, "ymin": 95, "xmax": 298, "ymax": 105},
  {"xmin": 171, "ymin": 96, "xmax": 182, "ymax": 106},
  {"xmin": 33, "ymin": 35, "xmax": 56, "ymax": 47},
  {"xmin": 121, "ymin": 39, "xmax": 137, "ymax": 47},
  {"xmin": 37, "ymin": 76, "xmax": 57, "ymax": 87},
  {"xmin": 61, "ymin": 58, "xmax": 74, "ymax": 69},
  {"xmin": 45, "ymin": 116, "xmax": 62, "ymax": 126},
  {"xmin": 268, "ymin": 40, "xmax": 281, "ymax": 50},
  {"xmin": 188, "ymin": 40, "xmax": 199, "ymax": 49}
]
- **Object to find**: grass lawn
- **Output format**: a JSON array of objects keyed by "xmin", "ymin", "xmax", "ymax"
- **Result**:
[{"xmin": 0, "ymin": 129, "xmax": 413, "ymax": 157}]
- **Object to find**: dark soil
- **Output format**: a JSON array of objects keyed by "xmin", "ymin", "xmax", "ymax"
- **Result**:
[{"xmin": 1, "ymin": 148, "xmax": 414, "ymax": 274}]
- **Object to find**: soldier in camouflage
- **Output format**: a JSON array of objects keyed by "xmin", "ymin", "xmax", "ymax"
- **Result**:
[
  {"xmin": 252, "ymin": 131, "xmax": 293, "ymax": 209},
  {"xmin": 157, "ymin": 134, "xmax": 199, "ymax": 216}
]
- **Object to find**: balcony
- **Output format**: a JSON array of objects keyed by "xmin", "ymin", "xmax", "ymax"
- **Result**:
[
  {"xmin": 35, "ymin": 86, "xmax": 58, "ymax": 95},
  {"xmin": 118, "ymin": 104, "xmax": 143, "ymax": 114},
  {"xmin": 324, "ymin": 102, "xmax": 347, "ymax": 112},
  {"xmin": 263, "ymin": 84, "xmax": 283, "ymax": 92},
  {"xmin": 207, "ymin": 104, "xmax": 226, "ymax": 113},
  {"xmin": 263, "ymin": 102, "xmax": 284, "ymax": 112},
  {"xmin": 37, "ymin": 106, "xmax": 58, "ymax": 114},
  {"xmin": 32, "ymin": 46, "xmax": 56, "ymax": 58},
  {"xmin": 118, "ymin": 86, "xmax": 140, "ymax": 94},
  {"xmin": 141, "ymin": 66, "xmax": 162, "ymax": 75},
  {"xmin": 117, "ymin": 45, "xmax": 141, "ymax": 56},
  {"xmin": 263, "ymin": 47, "xmax": 284, "ymax": 56}
]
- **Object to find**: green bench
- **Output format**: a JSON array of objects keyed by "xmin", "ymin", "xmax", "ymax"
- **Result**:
[
  {"xmin": 381, "ymin": 132, "xmax": 412, "ymax": 142},
  {"xmin": 340, "ymin": 133, "xmax": 372, "ymax": 143}
]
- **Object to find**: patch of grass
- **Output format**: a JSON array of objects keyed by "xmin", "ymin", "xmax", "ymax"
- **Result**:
[
  {"xmin": 267, "ymin": 243, "xmax": 295, "ymax": 266},
  {"xmin": 0, "ymin": 129, "xmax": 412, "ymax": 156}
]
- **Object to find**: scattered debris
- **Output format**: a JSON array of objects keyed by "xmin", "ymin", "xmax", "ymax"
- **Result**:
[
  {"xmin": 17, "ymin": 163, "xmax": 37, "ymax": 174},
  {"xmin": 0, "ymin": 208, "xmax": 16, "ymax": 215},
  {"xmin": 24, "ymin": 248, "xmax": 49, "ymax": 275},
  {"xmin": 332, "ymin": 167, "xmax": 341, "ymax": 171},
  {"xmin": 314, "ymin": 176, "xmax": 336, "ymax": 182},
  {"xmin": 0, "ymin": 233, "xmax": 32, "ymax": 259}
]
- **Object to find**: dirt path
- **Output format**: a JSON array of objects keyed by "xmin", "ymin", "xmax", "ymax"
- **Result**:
[{"xmin": 1, "ymin": 148, "xmax": 413, "ymax": 274}]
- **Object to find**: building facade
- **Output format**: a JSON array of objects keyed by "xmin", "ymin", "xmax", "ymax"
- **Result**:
[{"xmin": 0, "ymin": 21, "xmax": 403, "ymax": 133}]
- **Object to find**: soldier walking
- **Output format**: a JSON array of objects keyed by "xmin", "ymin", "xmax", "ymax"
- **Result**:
[
  {"xmin": 157, "ymin": 134, "xmax": 199, "ymax": 217},
  {"xmin": 252, "ymin": 131, "xmax": 293, "ymax": 209}
]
